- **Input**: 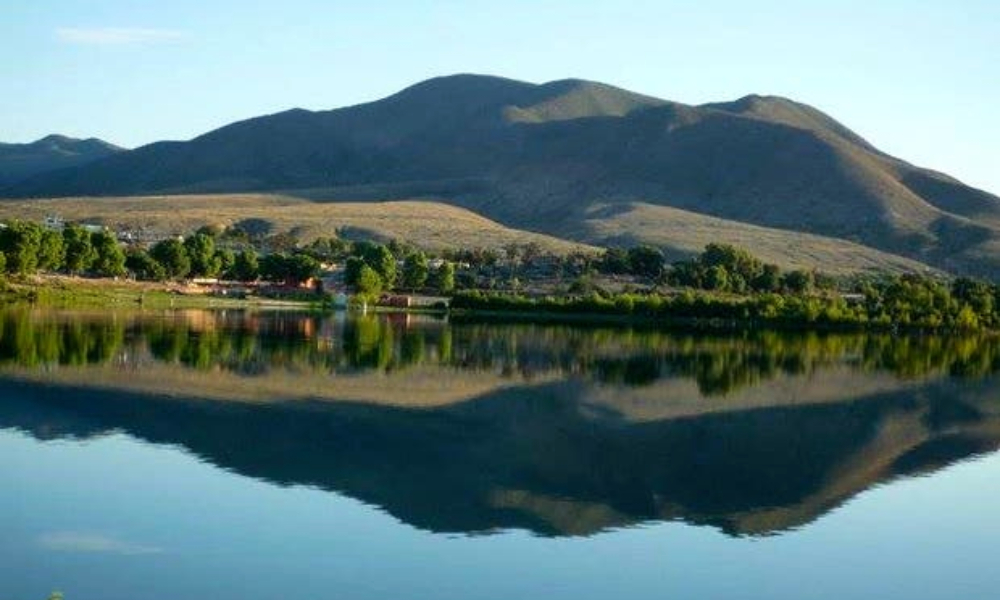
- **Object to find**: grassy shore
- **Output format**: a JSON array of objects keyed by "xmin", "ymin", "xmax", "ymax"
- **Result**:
[{"xmin": 0, "ymin": 275, "xmax": 320, "ymax": 310}]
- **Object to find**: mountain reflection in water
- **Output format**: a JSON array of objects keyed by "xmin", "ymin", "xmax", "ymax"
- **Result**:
[{"xmin": 1, "ymin": 307, "xmax": 998, "ymax": 537}]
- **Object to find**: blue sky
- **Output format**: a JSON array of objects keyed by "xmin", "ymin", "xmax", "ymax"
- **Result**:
[{"xmin": 2, "ymin": 0, "xmax": 998, "ymax": 194}]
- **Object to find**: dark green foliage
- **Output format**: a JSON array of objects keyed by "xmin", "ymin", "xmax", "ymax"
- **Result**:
[
  {"xmin": 754, "ymin": 263, "xmax": 782, "ymax": 292},
  {"xmin": 401, "ymin": 251, "xmax": 429, "ymax": 290},
  {"xmin": 62, "ymin": 224, "xmax": 97, "ymax": 274},
  {"xmin": 150, "ymin": 238, "xmax": 191, "ymax": 279},
  {"xmin": 90, "ymin": 230, "xmax": 126, "ymax": 277},
  {"xmin": 627, "ymin": 245, "xmax": 665, "ymax": 279},
  {"xmin": 600, "ymin": 247, "xmax": 631, "ymax": 275},
  {"xmin": 0, "ymin": 220, "xmax": 42, "ymax": 274},
  {"xmin": 355, "ymin": 264, "xmax": 383, "ymax": 296},
  {"xmin": 668, "ymin": 244, "xmax": 785, "ymax": 294},
  {"xmin": 302, "ymin": 236, "xmax": 350, "ymax": 262},
  {"xmin": 430, "ymin": 261, "xmax": 455, "ymax": 293},
  {"xmin": 184, "ymin": 233, "xmax": 222, "ymax": 277},
  {"xmin": 451, "ymin": 270, "xmax": 1000, "ymax": 332},
  {"xmin": 344, "ymin": 256, "xmax": 365, "ymax": 288},
  {"xmin": 37, "ymin": 229, "xmax": 65, "ymax": 271},
  {"xmin": 229, "ymin": 249, "xmax": 259, "ymax": 282},
  {"xmin": 125, "ymin": 249, "xmax": 166, "ymax": 281},
  {"xmin": 259, "ymin": 253, "xmax": 320, "ymax": 285},
  {"xmin": 704, "ymin": 265, "xmax": 729, "ymax": 291},
  {"xmin": 349, "ymin": 242, "xmax": 397, "ymax": 290},
  {"xmin": 783, "ymin": 270, "xmax": 815, "ymax": 294}
]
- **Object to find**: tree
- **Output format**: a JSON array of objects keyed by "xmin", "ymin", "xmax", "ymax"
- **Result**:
[
  {"xmin": 150, "ymin": 238, "xmax": 191, "ymax": 279},
  {"xmin": 258, "ymin": 253, "xmax": 290, "ymax": 283},
  {"xmin": 0, "ymin": 220, "xmax": 42, "ymax": 274},
  {"xmin": 215, "ymin": 248, "xmax": 235, "ymax": 278},
  {"xmin": 286, "ymin": 254, "xmax": 320, "ymax": 285},
  {"xmin": 753, "ymin": 263, "xmax": 782, "ymax": 292},
  {"xmin": 344, "ymin": 256, "xmax": 365, "ymax": 287},
  {"xmin": 431, "ymin": 261, "xmax": 455, "ymax": 293},
  {"xmin": 704, "ymin": 265, "xmax": 729, "ymax": 291},
  {"xmin": 783, "ymin": 270, "xmax": 815, "ymax": 294},
  {"xmin": 37, "ymin": 229, "xmax": 65, "ymax": 271},
  {"xmin": 184, "ymin": 233, "xmax": 221, "ymax": 277},
  {"xmin": 90, "ymin": 230, "xmax": 126, "ymax": 277},
  {"xmin": 600, "ymin": 247, "xmax": 630, "ymax": 275},
  {"xmin": 63, "ymin": 224, "xmax": 97, "ymax": 274},
  {"xmin": 627, "ymin": 245, "xmax": 665, "ymax": 279},
  {"xmin": 355, "ymin": 264, "xmax": 383, "ymax": 296},
  {"xmin": 125, "ymin": 249, "xmax": 166, "ymax": 281},
  {"xmin": 229, "ymin": 249, "xmax": 259, "ymax": 281},
  {"xmin": 360, "ymin": 243, "xmax": 397, "ymax": 289},
  {"xmin": 0, "ymin": 251, "xmax": 6, "ymax": 274},
  {"xmin": 401, "ymin": 251, "xmax": 429, "ymax": 290}
]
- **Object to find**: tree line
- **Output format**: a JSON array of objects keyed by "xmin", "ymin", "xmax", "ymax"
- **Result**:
[{"xmin": 0, "ymin": 220, "xmax": 458, "ymax": 294}]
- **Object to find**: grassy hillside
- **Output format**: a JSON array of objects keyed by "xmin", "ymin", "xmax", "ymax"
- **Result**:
[
  {"xmin": 560, "ymin": 201, "xmax": 941, "ymax": 274},
  {"xmin": 5, "ymin": 74, "xmax": 999, "ymax": 277},
  {"xmin": 0, "ymin": 193, "xmax": 596, "ymax": 254}
]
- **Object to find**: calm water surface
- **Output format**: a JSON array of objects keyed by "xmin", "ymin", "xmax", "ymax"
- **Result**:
[{"xmin": 1, "ymin": 308, "xmax": 998, "ymax": 600}]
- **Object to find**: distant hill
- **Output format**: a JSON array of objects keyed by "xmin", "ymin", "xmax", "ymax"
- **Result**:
[
  {"xmin": 0, "ymin": 134, "xmax": 122, "ymax": 188},
  {"xmin": 6, "ymin": 74, "xmax": 1000, "ymax": 277}
]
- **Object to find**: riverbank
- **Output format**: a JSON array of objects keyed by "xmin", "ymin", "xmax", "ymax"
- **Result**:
[
  {"xmin": 0, "ymin": 275, "xmax": 320, "ymax": 310},
  {"xmin": 4, "ymin": 275, "xmax": 999, "ymax": 334}
]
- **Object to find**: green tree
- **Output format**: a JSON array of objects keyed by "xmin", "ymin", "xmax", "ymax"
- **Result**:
[
  {"xmin": 125, "ymin": 248, "xmax": 166, "ymax": 281},
  {"xmin": 431, "ymin": 261, "xmax": 456, "ymax": 293},
  {"xmin": 627, "ymin": 245, "xmax": 665, "ymax": 279},
  {"xmin": 344, "ymin": 256, "xmax": 365, "ymax": 287},
  {"xmin": 286, "ymin": 254, "xmax": 320, "ymax": 285},
  {"xmin": 401, "ymin": 251, "xmax": 429, "ymax": 290},
  {"xmin": 355, "ymin": 264, "xmax": 383, "ymax": 296},
  {"xmin": 704, "ymin": 265, "xmax": 730, "ymax": 291},
  {"xmin": 753, "ymin": 263, "xmax": 782, "ymax": 292},
  {"xmin": 361, "ymin": 244, "xmax": 397, "ymax": 289},
  {"xmin": 215, "ymin": 248, "xmax": 235, "ymax": 278},
  {"xmin": 184, "ymin": 233, "xmax": 221, "ymax": 277},
  {"xmin": 150, "ymin": 238, "xmax": 191, "ymax": 279},
  {"xmin": 229, "ymin": 249, "xmax": 259, "ymax": 281},
  {"xmin": 0, "ymin": 220, "xmax": 43, "ymax": 274},
  {"xmin": 62, "ymin": 224, "xmax": 97, "ymax": 274},
  {"xmin": 600, "ymin": 247, "xmax": 630, "ymax": 275},
  {"xmin": 90, "ymin": 230, "xmax": 126, "ymax": 277},
  {"xmin": 259, "ymin": 253, "xmax": 290, "ymax": 282},
  {"xmin": 37, "ymin": 229, "xmax": 66, "ymax": 271},
  {"xmin": 783, "ymin": 270, "xmax": 815, "ymax": 294}
]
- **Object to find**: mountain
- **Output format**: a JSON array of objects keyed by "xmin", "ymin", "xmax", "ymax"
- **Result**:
[
  {"xmin": 6, "ymin": 74, "xmax": 1000, "ymax": 277},
  {"xmin": 0, "ymin": 134, "xmax": 123, "ymax": 188}
]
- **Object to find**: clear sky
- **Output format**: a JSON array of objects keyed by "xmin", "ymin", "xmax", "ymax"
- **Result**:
[{"xmin": 2, "ymin": 0, "xmax": 997, "ymax": 194}]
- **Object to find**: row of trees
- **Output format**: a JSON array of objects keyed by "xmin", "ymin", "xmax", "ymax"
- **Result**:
[
  {"xmin": 343, "ymin": 241, "xmax": 455, "ymax": 296},
  {"xmin": 0, "ymin": 221, "xmax": 126, "ymax": 277},
  {"xmin": 666, "ymin": 244, "xmax": 832, "ymax": 294},
  {"xmin": 451, "ymin": 270, "xmax": 1000, "ymax": 331}
]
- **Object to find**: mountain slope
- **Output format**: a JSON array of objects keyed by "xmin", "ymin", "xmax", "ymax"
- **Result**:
[
  {"xmin": 6, "ymin": 75, "xmax": 1000, "ymax": 277},
  {"xmin": 0, "ymin": 134, "xmax": 122, "ymax": 188}
]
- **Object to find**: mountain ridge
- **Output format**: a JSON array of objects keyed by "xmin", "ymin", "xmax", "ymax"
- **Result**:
[
  {"xmin": 4, "ymin": 74, "xmax": 999, "ymax": 277},
  {"xmin": 0, "ymin": 134, "xmax": 123, "ymax": 188}
]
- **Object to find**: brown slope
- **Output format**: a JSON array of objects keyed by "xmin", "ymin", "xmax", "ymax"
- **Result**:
[{"xmin": 5, "ymin": 75, "xmax": 999, "ymax": 277}]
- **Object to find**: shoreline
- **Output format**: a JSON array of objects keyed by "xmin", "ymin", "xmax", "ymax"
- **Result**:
[{"xmin": 2, "ymin": 276, "xmax": 997, "ymax": 335}]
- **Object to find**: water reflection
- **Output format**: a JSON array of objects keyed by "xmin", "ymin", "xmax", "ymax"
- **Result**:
[{"xmin": 1, "ymin": 307, "xmax": 999, "ymax": 537}]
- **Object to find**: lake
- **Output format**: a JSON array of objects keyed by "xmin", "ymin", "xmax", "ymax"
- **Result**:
[{"xmin": 1, "ymin": 307, "xmax": 999, "ymax": 600}]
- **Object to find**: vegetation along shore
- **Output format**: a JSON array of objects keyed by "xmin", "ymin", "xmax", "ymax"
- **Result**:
[{"xmin": 1, "ymin": 217, "xmax": 999, "ymax": 331}]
